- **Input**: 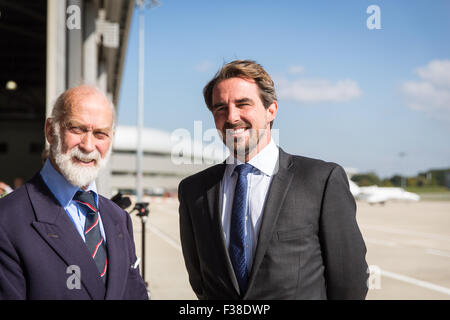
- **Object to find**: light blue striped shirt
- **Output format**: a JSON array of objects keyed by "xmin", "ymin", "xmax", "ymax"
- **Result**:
[{"xmin": 40, "ymin": 159, "xmax": 106, "ymax": 243}]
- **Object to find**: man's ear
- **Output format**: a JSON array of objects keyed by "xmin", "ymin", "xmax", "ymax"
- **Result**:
[
  {"xmin": 266, "ymin": 101, "xmax": 278, "ymax": 123},
  {"xmin": 44, "ymin": 118, "xmax": 55, "ymax": 145}
]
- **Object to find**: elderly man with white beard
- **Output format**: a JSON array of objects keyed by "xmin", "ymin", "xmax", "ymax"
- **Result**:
[{"xmin": 0, "ymin": 85, "xmax": 148, "ymax": 300}]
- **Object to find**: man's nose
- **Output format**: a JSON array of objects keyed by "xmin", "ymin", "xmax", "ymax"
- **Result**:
[
  {"xmin": 79, "ymin": 132, "xmax": 95, "ymax": 153},
  {"xmin": 226, "ymin": 105, "xmax": 240, "ymax": 123}
]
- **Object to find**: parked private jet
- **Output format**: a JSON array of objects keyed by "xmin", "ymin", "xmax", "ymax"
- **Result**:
[{"xmin": 348, "ymin": 179, "xmax": 420, "ymax": 205}]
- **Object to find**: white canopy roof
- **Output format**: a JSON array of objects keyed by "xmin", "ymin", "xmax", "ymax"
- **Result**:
[{"xmin": 113, "ymin": 125, "xmax": 227, "ymax": 162}]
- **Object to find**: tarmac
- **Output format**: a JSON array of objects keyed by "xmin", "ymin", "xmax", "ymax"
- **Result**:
[{"xmin": 129, "ymin": 198, "xmax": 450, "ymax": 300}]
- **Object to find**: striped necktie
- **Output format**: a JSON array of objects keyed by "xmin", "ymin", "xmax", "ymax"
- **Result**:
[
  {"xmin": 229, "ymin": 163, "xmax": 253, "ymax": 295},
  {"xmin": 73, "ymin": 190, "xmax": 108, "ymax": 284}
]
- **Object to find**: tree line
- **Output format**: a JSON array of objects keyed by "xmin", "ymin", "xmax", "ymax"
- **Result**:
[{"xmin": 351, "ymin": 168, "xmax": 450, "ymax": 188}]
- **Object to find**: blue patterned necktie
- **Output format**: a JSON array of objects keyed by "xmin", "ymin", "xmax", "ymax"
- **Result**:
[
  {"xmin": 73, "ymin": 190, "xmax": 108, "ymax": 284},
  {"xmin": 229, "ymin": 163, "xmax": 253, "ymax": 295}
]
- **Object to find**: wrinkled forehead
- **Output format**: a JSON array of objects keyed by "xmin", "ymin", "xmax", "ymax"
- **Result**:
[{"xmin": 64, "ymin": 89, "xmax": 114, "ymax": 129}]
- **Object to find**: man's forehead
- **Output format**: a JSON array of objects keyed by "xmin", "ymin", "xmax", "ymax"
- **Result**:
[
  {"xmin": 212, "ymin": 77, "xmax": 261, "ymax": 104},
  {"xmin": 213, "ymin": 77, "xmax": 258, "ymax": 93},
  {"xmin": 66, "ymin": 106, "xmax": 113, "ymax": 125},
  {"xmin": 71, "ymin": 91, "xmax": 110, "ymax": 108},
  {"xmin": 64, "ymin": 91, "xmax": 113, "ymax": 121},
  {"xmin": 66, "ymin": 86, "xmax": 111, "ymax": 110}
]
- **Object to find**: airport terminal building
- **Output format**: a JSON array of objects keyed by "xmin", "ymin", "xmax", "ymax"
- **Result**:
[{"xmin": 111, "ymin": 125, "xmax": 225, "ymax": 196}]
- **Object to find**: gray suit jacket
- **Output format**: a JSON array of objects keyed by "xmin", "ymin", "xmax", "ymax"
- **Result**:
[{"xmin": 178, "ymin": 148, "xmax": 368, "ymax": 300}]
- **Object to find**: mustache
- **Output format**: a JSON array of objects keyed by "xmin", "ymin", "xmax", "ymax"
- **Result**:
[
  {"xmin": 223, "ymin": 121, "xmax": 251, "ymax": 130},
  {"xmin": 69, "ymin": 147, "xmax": 101, "ymax": 163}
]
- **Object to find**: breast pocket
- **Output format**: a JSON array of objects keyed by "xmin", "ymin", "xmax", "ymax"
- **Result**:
[{"xmin": 276, "ymin": 224, "xmax": 313, "ymax": 242}]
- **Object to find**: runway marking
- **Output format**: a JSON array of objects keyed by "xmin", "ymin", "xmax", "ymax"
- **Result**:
[
  {"xmin": 364, "ymin": 237, "xmax": 397, "ymax": 247},
  {"xmin": 380, "ymin": 269, "xmax": 450, "ymax": 296},
  {"xmin": 426, "ymin": 249, "xmax": 450, "ymax": 258},
  {"xmin": 360, "ymin": 225, "xmax": 450, "ymax": 242},
  {"xmin": 147, "ymin": 223, "xmax": 182, "ymax": 252}
]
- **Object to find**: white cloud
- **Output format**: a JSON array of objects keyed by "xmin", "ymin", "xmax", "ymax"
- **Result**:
[
  {"xmin": 415, "ymin": 60, "xmax": 450, "ymax": 88},
  {"xmin": 402, "ymin": 59, "xmax": 450, "ymax": 116},
  {"xmin": 277, "ymin": 77, "xmax": 362, "ymax": 104},
  {"xmin": 402, "ymin": 81, "xmax": 450, "ymax": 111}
]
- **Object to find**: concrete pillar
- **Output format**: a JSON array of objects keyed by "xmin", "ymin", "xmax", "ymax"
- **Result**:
[
  {"xmin": 82, "ymin": 0, "xmax": 109, "ymax": 197},
  {"xmin": 66, "ymin": 0, "xmax": 83, "ymax": 88},
  {"xmin": 46, "ymin": 0, "xmax": 67, "ymax": 118},
  {"xmin": 83, "ymin": 0, "xmax": 98, "ymax": 85},
  {"xmin": 96, "ymin": 61, "xmax": 113, "ymax": 198}
]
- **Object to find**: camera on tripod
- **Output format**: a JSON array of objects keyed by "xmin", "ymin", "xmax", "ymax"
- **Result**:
[
  {"xmin": 134, "ymin": 202, "xmax": 150, "ymax": 217},
  {"xmin": 110, "ymin": 192, "xmax": 151, "ymax": 293}
]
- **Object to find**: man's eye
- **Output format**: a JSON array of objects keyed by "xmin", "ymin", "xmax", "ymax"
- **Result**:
[
  {"xmin": 94, "ymin": 132, "xmax": 109, "ymax": 139},
  {"xmin": 213, "ymin": 106, "xmax": 226, "ymax": 113},
  {"xmin": 69, "ymin": 126, "xmax": 84, "ymax": 134}
]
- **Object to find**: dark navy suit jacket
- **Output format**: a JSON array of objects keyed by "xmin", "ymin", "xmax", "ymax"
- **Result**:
[{"xmin": 0, "ymin": 174, "xmax": 148, "ymax": 300}]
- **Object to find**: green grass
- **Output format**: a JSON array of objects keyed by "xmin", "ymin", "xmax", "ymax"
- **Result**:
[
  {"xmin": 403, "ymin": 186, "xmax": 450, "ymax": 201},
  {"xmin": 405, "ymin": 186, "xmax": 450, "ymax": 193}
]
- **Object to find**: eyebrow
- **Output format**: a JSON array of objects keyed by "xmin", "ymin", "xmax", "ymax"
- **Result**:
[
  {"xmin": 65, "ymin": 120, "xmax": 111, "ymax": 132},
  {"xmin": 235, "ymin": 98, "xmax": 254, "ymax": 104},
  {"xmin": 211, "ymin": 97, "xmax": 255, "ymax": 110},
  {"xmin": 211, "ymin": 102, "xmax": 226, "ymax": 111}
]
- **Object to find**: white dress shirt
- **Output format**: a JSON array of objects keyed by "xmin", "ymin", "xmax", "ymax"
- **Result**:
[{"xmin": 220, "ymin": 138, "xmax": 279, "ymax": 273}]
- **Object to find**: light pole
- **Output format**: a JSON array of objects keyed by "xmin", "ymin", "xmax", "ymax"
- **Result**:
[
  {"xmin": 136, "ymin": 2, "xmax": 144, "ymax": 203},
  {"xmin": 135, "ymin": 0, "xmax": 160, "ymax": 293},
  {"xmin": 398, "ymin": 152, "xmax": 406, "ymax": 188}
]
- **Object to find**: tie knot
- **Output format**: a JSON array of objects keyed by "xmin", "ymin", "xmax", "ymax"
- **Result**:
[
  {"xmin": 73, "ymin": 190, "xmax": 98, "ymax": 214},
  {"xmin": 234, "ymin": 163, "xmax": 253, "ymax": 177}
]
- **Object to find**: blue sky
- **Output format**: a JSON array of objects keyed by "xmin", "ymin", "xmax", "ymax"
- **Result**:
[{"xmin": 117, "ymin": 0, "xmax": 450, "ymax": 178}]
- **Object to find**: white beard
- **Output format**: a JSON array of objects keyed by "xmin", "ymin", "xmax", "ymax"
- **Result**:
[{"xmin": 51, "ymin": 124, "xmax": 112, "ymax": 188}]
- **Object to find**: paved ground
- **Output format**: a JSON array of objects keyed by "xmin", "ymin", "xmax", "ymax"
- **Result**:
[
  {"xmin": 129, "ymin": 198, "xmax": 450, "ymax": 300},
  {"xmin": 357, "ymin": 201, "xmax": 450, "ymax": 300}
]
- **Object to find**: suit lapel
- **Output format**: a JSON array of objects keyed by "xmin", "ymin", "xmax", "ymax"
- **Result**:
[
  {"xmin": 100, "ymin": 197, "xmax": 129, "ymax": 300},
  {"xmin": 205, "ymin": 168, "xmax": 222, "ymax": 223},
  {"xmin": 245, "ymin": 149, "xmax": 294, "ymax": 297},
  {"xmin": 204, "ymin": 164, "xmax": 241, "ymax": 295},
  {"xmin": 27, "ymin": 174, "xmax": 106, "ymax": 300}
]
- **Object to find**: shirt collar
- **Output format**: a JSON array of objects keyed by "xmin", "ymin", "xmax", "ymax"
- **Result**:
[
  {"xmin": 225, "ymin": 138, "xmax": 279, "ymax": 177},
  {"xmin": 40, "ymin": 159, "xmax": 98, "ymax": 208}
]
